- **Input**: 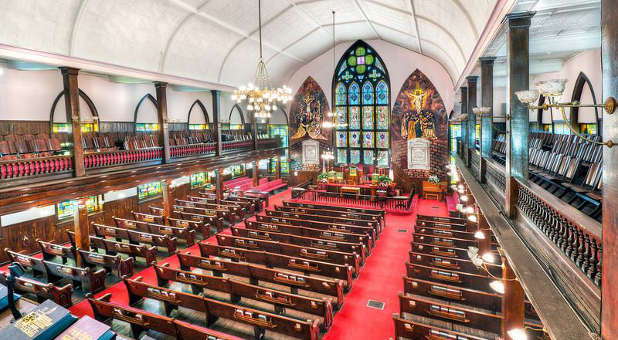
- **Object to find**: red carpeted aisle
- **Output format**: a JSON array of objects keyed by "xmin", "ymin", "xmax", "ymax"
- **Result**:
[{"xmin": 321, "ymin": 198, "xmax": 448, "ymax": 340}]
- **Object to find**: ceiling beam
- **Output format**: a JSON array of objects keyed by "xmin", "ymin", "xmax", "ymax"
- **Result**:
[{"xmin": 352, "ymin": 0, "xmax": 381, "ymax": 40}]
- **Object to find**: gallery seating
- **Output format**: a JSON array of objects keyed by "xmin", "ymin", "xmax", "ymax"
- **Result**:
[{"xmin": 491, "ymin": 131, "xmax": 603, "ymax": 221}]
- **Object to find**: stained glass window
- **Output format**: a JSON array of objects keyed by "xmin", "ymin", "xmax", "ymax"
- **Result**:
[
  {"xmin": 57, "ymin": 195, "xmax": 102, "ymax": 220},
  {"xmin": 333, "ymin": 41, "xmax": 390, "ymax": 166},
  {"xmin": 138, "ymin": 181, "xmax": 162, "ymax": 201}
]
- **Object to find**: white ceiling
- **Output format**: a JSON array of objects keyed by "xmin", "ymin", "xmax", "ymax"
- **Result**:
[
  {"xmin": 480, "ymin": 0, "xmax": 600, "ymax": 85},
  {"xmin": 0, "ymin": 0, "xmax": 498, "ymax": 88}
]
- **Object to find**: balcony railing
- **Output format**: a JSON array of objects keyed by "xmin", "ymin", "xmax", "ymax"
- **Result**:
[
  {"xmin": 84, "ymin": 147, "xmax": 163, "ymax": 169},
  {"xmin": 0, "ymin": 154, "xmax": 73, "ymax": 180},
  {"xmin": 170, "ymin": 142, "xmax": 216, "ymax": 159}
]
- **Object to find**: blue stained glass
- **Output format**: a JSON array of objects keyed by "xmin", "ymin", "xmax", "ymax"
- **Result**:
[
  {"xmin": 348, "ymin": 82, "xmax": 360, "ymax": 105},
  {"xmin": 363, "ymin": 150, "xmax": 374, "ymax": 165},
  {"xmin": 350, "ymin": 150, "xmax": 360, "ymax": 164},
  {"xmin": 337, "ymin": 149, "xmax": 347, "ymax": 164},
  {"xmin": 375, "ymin": 58, "xmax": 385, "ymax": 73},
  {"xmin": 335, "ymin": 83, "xmax": 346, "ymax": 105},
  {"xmin": 377, "ymin": 80, "xmax": 388, "ymax": 105},
  {"xmin": 362, "ymin": 82, "xmax": 374, "ymax": 105},
  {"xmin": 337, "ymin": 62, "xmax": 347, "ymax": 76}
]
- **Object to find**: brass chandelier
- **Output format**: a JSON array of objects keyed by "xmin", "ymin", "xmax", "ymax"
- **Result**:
[{"xmin": 231, "ymin": 0, "xmax": 291, "ymax": 119}]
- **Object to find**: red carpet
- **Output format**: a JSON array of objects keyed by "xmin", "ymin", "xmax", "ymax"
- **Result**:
[
  {"xmin": 321, "ymin": 198, "xmax": 447, "ymax": 340},
  {"xmin": 69, "ymin": 190, "xmax": 448, "ymax": 340}
]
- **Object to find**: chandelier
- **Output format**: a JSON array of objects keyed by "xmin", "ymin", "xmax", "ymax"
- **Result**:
[{"xmin": 232, "ymin": 0, "xmax": 291, "ymax": 119}]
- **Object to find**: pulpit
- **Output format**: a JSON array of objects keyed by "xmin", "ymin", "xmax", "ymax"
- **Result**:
[{"xmin": 422, "ymin": 181, "xmax": 446, "ymax": 200}]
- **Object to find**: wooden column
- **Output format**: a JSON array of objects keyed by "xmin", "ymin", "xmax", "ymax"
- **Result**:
[
  {"xmin": 215, "ymin": 168, "xmax": 223, "ymax": 201},
  {"xmin": 275, "ymin": 157, "xmax": 281, "ymax": 179},
  {"xmin": 504, "ymin": 12, "xmax": 533, "ymax": 218},
  {"xmin": 253, "ymin": 159, "xmax": 259, "ymax": 186},
  {"xmin": 61, "ymin": 67, "xmax": 85, "ymax": 177},
  {"xmin": 467, "ymin": 76, "xmax": 479, "ymax": 168},
  {"xmin": 211, "ymin": 90, "xmax": 222, "ymax": 156},
  {"xmin": 480, "ymin": 57, "xmax": 496, "ymax": 183},
  {"xmin": 460, "ymin": 87, "xmax": 468, "ymax": 164},
  {"xmin": 155, "ymin": 82, "xmax": 171, "ymax": 163},
  {"xmin": 601, "ymin": 0, "xmax": 618, "ymax": 338},
  {"xmin": 252, "ymin": 114, "xmax": 259, "ymax": 150},
  {"xmin": 161, "ymin": 178, "xmax": 171, "ymax": 218},
  {"xmin": 502, "ymin": 256, "xmax": 525, "ymax": 339},
  {"xmin": 73, "ymin": 199, "xmax": 90, "ymax": 267}
]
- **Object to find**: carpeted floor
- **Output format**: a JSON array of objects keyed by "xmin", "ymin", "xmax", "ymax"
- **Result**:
[{"xmin": 68, "ymin": 188, "xmax": 449, "ymax": 340}]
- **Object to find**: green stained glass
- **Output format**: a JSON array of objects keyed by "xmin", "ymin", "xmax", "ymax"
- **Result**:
[{"xmin": 356, "ymin": 65, "xmax": 366, "ymax": 74}]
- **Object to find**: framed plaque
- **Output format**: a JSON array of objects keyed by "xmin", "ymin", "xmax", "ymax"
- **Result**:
[{"xmin": 407, "ymin": 138, "xmax": 430, "ymax": 170}]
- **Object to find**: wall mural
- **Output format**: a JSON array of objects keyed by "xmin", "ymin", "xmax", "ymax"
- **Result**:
[
  {"xmin": 288, "ymin": 76, "xmax": 331, "ymax": 171},
  {"xmin": 391, "ymin": 70, "xmax": 448, "ymax": 179}
]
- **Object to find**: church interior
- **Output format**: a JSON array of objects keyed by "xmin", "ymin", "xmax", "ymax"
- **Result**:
[{"xmin": 0, "ymin": 0, "xmax": 615, "ymax": 339}]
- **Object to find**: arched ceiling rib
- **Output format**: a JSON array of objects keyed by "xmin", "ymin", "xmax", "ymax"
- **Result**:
[{"xmin": 0, "ymin": 0, "xmax": 498, "ymax": 88}]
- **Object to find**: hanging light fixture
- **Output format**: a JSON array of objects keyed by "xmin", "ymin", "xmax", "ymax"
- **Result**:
[
  {"xmin": 232, "ymin": 0, "xmax": 291, "ymax": 119},
  {"xmin": 322, "ymin": 10, "xmax": 337, "ymax": 128}
]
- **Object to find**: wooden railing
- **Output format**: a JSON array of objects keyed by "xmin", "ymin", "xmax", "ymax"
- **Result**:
[
  {"xmin": 297, "ymin": 188, "xmax": 412, "ymax": 214},
  {"xmin": 0, "ymin": 154, "xmax": 73, "ymax": 179},
  {"xmin": 516, "ymin": 179, "xmax": 602, "ymax": 286},
  {"xmin": 170, "ymin": 142, "xmax": 216, "ymax": 159},
  {"xmin": 84, "ymin": 147, "xmax": 162, "ymax": 169}
]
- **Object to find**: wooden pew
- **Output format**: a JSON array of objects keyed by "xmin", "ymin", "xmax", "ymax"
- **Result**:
[
  {"xmin": 78, "ymin": 249, "xmax": 134, "ymax": 277},
  {"xmin": 235, "ymin": 224, "xmax": 367, "ymax": 263},
  {"xmin": 177, "ymin": 252, "xmax": 345, "ymax": 309},
  {"xmin": 283, "ymin": 200, "xmax": 384, "ymax": 224},
  {"xmin": 123, "ymin": 277, "xmax": 320, "ymax": 340},
  {"xmin": 399, "ymin": 293, "xmax": 501, "ymax": 336},
  {"xmin": 416, "ymin": 219, "xmax": 472, "ymax": 232},
  {"xmin": 0, "ymin": 272, "xmax": 73, "ymax": 308},
  {"xmin": 250, "ymin": 216, "xmax": 373, "ymax": 250},
  {"xmin": 277, "ymin": 204, "xmax": 382, "ymax": 228},
  {"xmin": 409, "ymin": 251, "xmax": 501, "ymax": 277},
  {"xmin": 270, "ymin": 207, "xmax": 380, "ymax": 235},
  {"xmin": 189, "ymin": 195, "xmax": 252, "ymax": 217},
  {"xmin": 199, "ymin": 242, "xmax": 353, "ymax": 289},
  {"xmin": 71, "ymin": 232, "xmax": 158, "ymax": 265},
  {"xmin": 37, "ymin": 239, "xmax": 75, "ymax": 263},
  {"xmin": 412, "ymin": 232, "xmax": 484, "ymax": 249},
  {"xmin": 168, "ymin": 209, "xmax": 225, "ymax": 233},
  {"xmin": 406, "ymin": 263, "xmax": 493, "ymax": 293},
  {"xmin": 89, "ymin": 293, "xmax": 179, "ymax": 338},
  {"xmin": 93, "ymin": 222, "xmax": 178, "ymax": 254},
  {"xmin": 259, "ymin": 213, "xmax": 376, "ymax": 243},
  {"xmin": 411, "ymin": 242, "xmax": 474, "ymax": 259},
  {"xmin": 187, "ymin": 196, "xmax": 246, "ymax": 221},
  {"xmin": 113, "ymin": 217, "xmax": 195, "ymax": 247},
  {"xmin": 5, "ymin": 249, "xmax": 48, "ymax": 277},
  {"xmin": 132, "ymin": 210, "xmax": 210, "ymax": 239},
  {"xmin": 417, "ymin": 214, "xmax": 467, "ymax": 224},
  {"xmin": 175, "ymin": 199, "xmax": 232, "ymax": 222},
  {"xmin": 153, "ymin": 264, "xmax": 334, "ymax": 330},
  {"xmin": 217, "ymin": 234, "xmax": 360, "ymax": 274},
  {"xmin": 393, "ymin": 314, "xmax": 489, "ymax": 340},
  {"xmin": 174, "ymin": 319, "xmax": 243, "ymax": 340},
  {"xmin": 44, "ymin": 260, "xmax": 106, "ymax": 293}
]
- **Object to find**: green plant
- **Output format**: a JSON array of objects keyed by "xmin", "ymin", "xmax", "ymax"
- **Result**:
[
  {"xmin": 378, "ymin": 175, "xmax": 391, "ymax": 184},
  {"xmin": 317, "ymin": 173, "xmax": 328, "ymax": 181}
]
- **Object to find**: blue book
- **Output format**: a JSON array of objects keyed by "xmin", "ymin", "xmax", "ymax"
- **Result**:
[
  {"xmin": 0, "ymin": 299, "xmax": 77, "ymax": 340},
  {"xmin": 0, "ymin": 284, "xmax": 21, "ymax": 311}
]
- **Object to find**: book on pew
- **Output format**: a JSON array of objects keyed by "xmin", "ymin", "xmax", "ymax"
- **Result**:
[
  {"xmin": 0, "ymin": 299, "xmax": 77, "ymax": 340},
  {"xmin": 53, "ymin": 315, "xmax": 115, "ymax": 340},
  {"xmin": 0, "ymin": 284, "xmax": 21, "ymax": 311}
]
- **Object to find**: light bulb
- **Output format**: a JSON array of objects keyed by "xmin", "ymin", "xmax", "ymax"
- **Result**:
[
  {"xmin": 507, "ymin": 328, "xmax": 528, "ymax": 340},
  {"xmin": 465, "ymin": 206, "xmax": 474, "ymax": 214},
  {"xmin": 474, "ymin": 230, "xmax": 485, "ymax": 239},
  {"xmin": 460, "ymin": 195, "xmax": 468, "ymax": 202},
  {"xmin": 272, "ymin": 105, "xmax": 278, "ymax": 111},
  {"xmin": 247, "ymin": 104, "xmax": 254, "ymax": 111},
  {"xmin": 482, "ymin": 252, "xmax": 496, "ymax": 263},
  {"xmin": 490, "ymin": 280, "xmax": 505, "ymax": 294},
  {"xmin": 468, "ymin": 214, "xmax": 478, "ymax": 223}
]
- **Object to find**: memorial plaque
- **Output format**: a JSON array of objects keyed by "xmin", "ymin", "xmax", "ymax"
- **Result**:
[{"xmin": 407, "ymin": 138, "xmax": 430, "ymax": 170}]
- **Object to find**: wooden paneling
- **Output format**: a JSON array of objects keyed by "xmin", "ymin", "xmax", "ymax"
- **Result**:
[
  {"xmin": 98, "ymin": 121, "xmax": 134, "ymax": 133},
  {"xmin": 0, "ymin": 120, "xmax": 50, "ymax": 136}
]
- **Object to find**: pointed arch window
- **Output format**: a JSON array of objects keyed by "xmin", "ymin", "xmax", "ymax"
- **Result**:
[{"xmin": 333, "ymin": 41, "xmax": 390, "ymax": 166}]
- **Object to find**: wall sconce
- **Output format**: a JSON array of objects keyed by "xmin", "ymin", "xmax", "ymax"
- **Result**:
[
  {"xmin": 507, "ymin": 328, "xmax": 528, "ymax": 340},
  {"xmin": 473, "ymin": 230, "xmax": 485, "ymax": 239},
  {"xmin": 472, "ymin": 106, "xmax": 492, "ymax": 117},
  {"xmin": 516, "ymin": 79, "xmax": 616, "ymax": 147},
  {"xmin": 490, "ymin": 280, "xmax": 505, "ymax": 294}
]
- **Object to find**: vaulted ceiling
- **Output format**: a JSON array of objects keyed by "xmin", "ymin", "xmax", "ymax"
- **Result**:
[{"xmin": 0, "ymin": 0, "xmax": 498, "ymax": 88}]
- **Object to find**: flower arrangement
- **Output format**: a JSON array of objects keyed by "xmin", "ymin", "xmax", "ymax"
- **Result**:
[
  {"xmin": 428, "ymin": 175, "xmax": 440, "ymax": 184},
  {"xmin": 317, "ymin": 173, "xmax": 328, "ymax": 182},
  {"xmin": 377, "ymin": 175, "xmax": 391, "ymax": 187}
]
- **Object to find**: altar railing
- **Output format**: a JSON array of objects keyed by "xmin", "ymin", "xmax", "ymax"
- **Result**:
[{"xmin": 297, "ymin": 188, "xmax": 414, "ymax": 214}]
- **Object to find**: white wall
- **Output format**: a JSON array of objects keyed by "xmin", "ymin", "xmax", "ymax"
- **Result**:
[
  {"xmin": 168, "ymin": 87, "xmax": 212, "ymax": 123},
  {"xmin": 286, "ymin": 40, "xmax": 456, "ymax": 114},
  {"xmin": 0, "ymin": 66, "xmax": 62, "ymax": 120},
  {"xmin": 530, "ymin": 49, "xmax": 602, "ymax": 123}
]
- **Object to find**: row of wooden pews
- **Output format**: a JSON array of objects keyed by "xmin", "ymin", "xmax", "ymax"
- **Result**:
[
  {"xmin": 393, "ymin": 213, "xmax": 545, "ymax": 339},
  {"xmin": 93, "ymin": 200, "xmax": 383, "ymax": 339}
]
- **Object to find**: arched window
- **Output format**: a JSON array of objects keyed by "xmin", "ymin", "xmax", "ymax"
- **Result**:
[{"xmin": 332, "ymin": 40, "xmax": 390, "ymax": 166}]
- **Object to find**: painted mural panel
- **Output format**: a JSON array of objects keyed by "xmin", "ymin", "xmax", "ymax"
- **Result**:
[{"xmin": 391, "ymin": 70, "xmax": 448, "ymax": 179}]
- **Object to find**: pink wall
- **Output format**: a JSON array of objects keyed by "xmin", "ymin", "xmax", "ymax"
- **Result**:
[{"xmin": 285, "ymin": 40, "xmax": 456, "ymax": 115}]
